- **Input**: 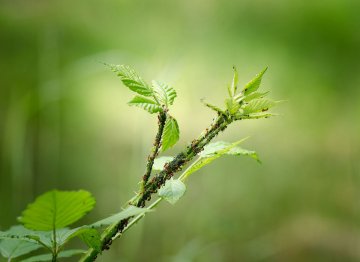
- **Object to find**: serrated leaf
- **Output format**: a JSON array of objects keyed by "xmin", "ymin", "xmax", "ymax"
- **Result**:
[
  {"xmin": 244, "ymin": 91, "xmax": 269, "ymax": 102},
  {"xmin": 202, "ymin": 100, "xmax": 226, "ymax": 116},
  {"xmin": 128, "ymin": 96, "xmax": 162, "ymax": 114},
  {"xmin": 153, "ymin": 156, "xmax": 174, "ymax": 171},
  {"xmin": 199, "ymin": 141, "xmax": 240, "ymax": 157},
  {"xmin": 109, "ymin": 64, "xmax": 153, "ymax": 96},
  {"xmin": 228, "ymin": 146, "xmax": 261, "ymax": 163},
  {"xmin": 152, "ymin": 80, "xmax": 177, "ymax": 107},
  {"xmin": 91, "ymin": 206, "xmax": 149, "ymax": 228},
  {"xmin": 0, "ymin": 226, "xmax": 42, "ymax": 259},
  {"xmin": 242, "ymin": 99, "xmax": 276, "ymax": 115},
  {"xmin": 19, "ymin": 190, "xmax": 96, "ymax": 231},
  {"xmin": 162, "ymin": 116, "xmax": 180, "ymax": 151},
  {"xmin": 21, "ymin": 249, "xmax": 85, "ymax": 262},
  {"xmin": 243, "ymin": 67, "xmax": 267, "ymax": 95},
  {"xmin": 0, "ymin": 226, "xmax": 49, "ymax": 246},
  {"xmin": 225, "ymin": 98, "xmax": 240, "ymax": 115},
  {"xmin": 200, "ymin": 141, "xmax": 260, "ymax": 163},
  {"xmin": 181, "ymin": 139, "xmax": 249, "ymax": 180},
  {"xmin": 240, "ymin": 112, "xmax": 276, "ymax": 120},
  {"xmin": 158, "ymin": 179, "xmax": 186, "ymax": 205}
]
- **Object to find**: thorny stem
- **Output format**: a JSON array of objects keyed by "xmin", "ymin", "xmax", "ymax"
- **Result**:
[
  {"xmin": 140, "ymin": 111, "xmax": 167, "ymax": 193},
  {"xmin": 114, "ymin": 197, "xmax": 162, "ymax": 239},
  {"xmin": 112, "ymin": 161, "xmax": 199, "ymax": 240},
  {"xmin": 80, "ymin": 114, "xmax": 233, "ymax": 262}
]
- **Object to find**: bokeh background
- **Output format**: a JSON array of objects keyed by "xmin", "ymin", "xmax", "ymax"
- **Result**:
[{"xmin": 1, "ymin": 0, "xmax": 360, "ymax": 261}]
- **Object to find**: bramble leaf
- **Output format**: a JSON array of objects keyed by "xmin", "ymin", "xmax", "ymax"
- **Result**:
[
  {"xmin": 181, "ymin": 139, "xmax": 259, "ymax": 180},
  {"xmin": 225, "ymin": 98, "xmax": 240, "ymax": 115},
  {"xmin": 243, "ymin": 67, "xmax": 267, "ymax": 95},
  {"xmin": 242, "ymin": 98, "xmax": 276, "ymax": 115},
  {"xmin": 0, "ymin": 226, "xmax": 40, "ymax": 244},
  {"xmin": 244, "ymin": 91, "xmax": 269, "ymax": 102},
  {"xmin": 54, "ymin": 227, "xmax": 101, "ymax": 251},
  {"xmin": 21, "ymin": 249, "xmax": 85, "ymax": 262},
  {"xmin": 200, "ymin": 141, "xmax": 260, "ymax": 163},
  {"xmin": 128, "ymin": 96, "xmax": 162, "ymax": 114},
  {"xmin": 0, "ymin": 226, "xmax": 41, "ymax": 259},
  {"xmin": 153, "ymin": 156, "xmax": 174, "ymax": 171},
  {"xmin": 152, "ymin": 80, "xmax": 177, "ymax": 107},
  {"xmin": 162, "ymin": 116, "xmax": 180, "ymax": 151},
  {"xmin": 19, "ymin": 190, "xmax": 95, "ymax": 231},
  {"xmin": 240, "ymin": 112, "xmax": 276, "ymax": 120},
  {"xmin": 229, "ymin": 147, "xmax": 261, "ymax": 162},
  {"xmin": 202, "ymin": 100, "xmax": 226, "ymax": 116},
  {"xmin": 109, "ymin": 64, "xmax": 153, "ymax": 96},
  {"xmin": 0, "ymin": 226, "xmax": 51, "ymax": 248},
  {"xmin": 78, "ymin": 229, "xmax": 102, "ymax": 252},
  {"xmin": 158, "ymin": 179, "xmax": 186, "ymax": 205},
  {"xmin": 91, "ymin": 206, "xmax": 149, "ymax": 228}
]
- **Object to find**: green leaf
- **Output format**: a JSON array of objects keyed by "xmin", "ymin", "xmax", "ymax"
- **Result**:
[
  {"xmin": 243, "ymin": 67, "xmax": 268, "ymax": 95},
  {"xmin": 152, "ymin": 80, "xmax": 177, "ymax": 107},
  {"xmin": 199, "ymin": 141, "xmax": 239, "ymax": 157},
  {"xmin": 91, "ymin": 206, "xmax": 149, "ymax": 228},
  {"xmin": 181, "ymin": 139, "xmax": 248, "ymax": 180},
  {"xmin": 78, "ymin": 229, "xmax": 102, "ymax": 252},
  {"xmin": 0, "ymin": 226, "xmax": 41, "ymax": 259},
  {"xmin": 225, "ymin": 98, "xmax": 240, "ymax": 115},
  {"xmin": 162, "ymin": 116, "xmax": 180, "ymax": 151},
  {"xmin": 19, "ymin": 190, "xmax": 96, "ymax": 231},
  {"xmin": 231, "ymin": 66, "xmax": 238, "ymax": 97},
  {"xmin": 228, "ymin": 146, "xmax": 261, "ymax": 163},
  {"xmin": 21, "ymin": 249, "xmax": 85, "ymax": 262},
  {"xmin": 240, "ymin": 112, "xmax": 276, "ymax": 120},
  {"xmin": 128, "ymin": 96, "xmax": 162, "ymax": 114},
  {"xmin": 244, "ymin": 91, "xmax": 269, "ymax": 102},
  {"xmin": 0, "ymin": 226, "xmax": 48, "ymax": 246},
  {"xmin": 54, "ymin": 226, "xmax": 100, "ymax": 251},
  {"xmin": 200, "ymin": 141, "xmax": 260, "ymax": 163},
  {"xmin": 242, "ymin": 98, "xmax": 276, "ymax": 115},
  {"xmin": 158, "ymin": 179, "xmax": 186, "ymax": 205},
  {"xmin": 109, "ymin": 64, "xmax": 153, "ymax": 96},
  {"xmin": 153, "ymin": 156, "xmax": 174, "ymax": 171},
  {"xmin": 202, "ymin": 100, "xmax": 226, "ymax": 116}
]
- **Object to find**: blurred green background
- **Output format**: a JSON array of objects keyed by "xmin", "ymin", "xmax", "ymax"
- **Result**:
[{"xmin": 1, "ymin": 0, "xmax": 360, "ymax": 261}]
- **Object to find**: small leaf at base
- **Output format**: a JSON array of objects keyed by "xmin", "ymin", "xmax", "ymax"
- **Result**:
[
  {"xmin": 153, "ymin": 156, "xmax": 174, "ymax": 171},
  {"xmin": 158, "ymin": 179, "xmax": 186, "ymax": 205}
]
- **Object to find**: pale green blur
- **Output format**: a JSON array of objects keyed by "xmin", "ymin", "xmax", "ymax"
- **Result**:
[{"xmin": 1, "ymin": 0, "xmax": 360, "ymax": 261}]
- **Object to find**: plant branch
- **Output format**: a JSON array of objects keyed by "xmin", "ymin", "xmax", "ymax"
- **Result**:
[
  {"xmin": 140, "ymin": 111, "xmax": 167, "ymax": 192},
  {"xmin": 113, "ymin": 158, "xmax": 202, "ymax": 240},
  {"xmin": 80, "ymin": 114, "xmax": 233, "ymax": 262}
]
